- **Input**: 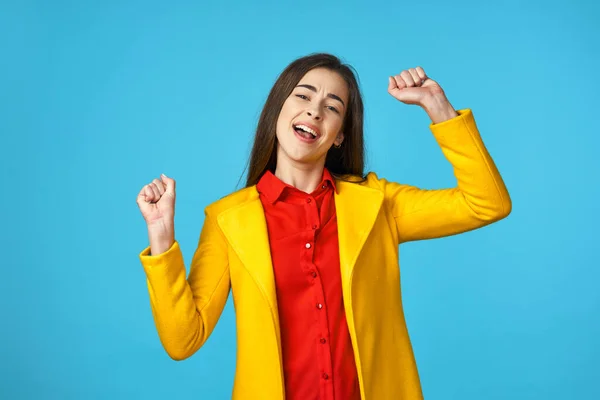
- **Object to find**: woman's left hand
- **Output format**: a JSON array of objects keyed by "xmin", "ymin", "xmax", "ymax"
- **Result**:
[{"xmin": 387, "ymin": 67, "xmax": 458, "ymax": 124}]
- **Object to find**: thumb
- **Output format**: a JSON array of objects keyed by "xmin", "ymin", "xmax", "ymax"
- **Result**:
[{"xmin": 161, "ymin": 173, "xmax": 176, "ymax": 198}]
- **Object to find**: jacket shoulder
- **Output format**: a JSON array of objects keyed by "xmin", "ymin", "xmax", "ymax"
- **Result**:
[
  {"xmin": 204, "ymin": 185, "xmax": 259, "ymax": 217},
  {"xmin": 337, "ymin": 171, "xmax": 386, "ymax": 191}
]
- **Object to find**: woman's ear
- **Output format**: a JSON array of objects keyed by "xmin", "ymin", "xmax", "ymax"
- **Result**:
[{"xmin": 334, "ymin": 132, "xmax": 345, "ymax": 147}]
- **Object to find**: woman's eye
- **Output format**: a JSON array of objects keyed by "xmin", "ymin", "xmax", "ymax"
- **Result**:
[{"xmin": 294, "ymin": 94, "xmax": 339, "ymax": 114}]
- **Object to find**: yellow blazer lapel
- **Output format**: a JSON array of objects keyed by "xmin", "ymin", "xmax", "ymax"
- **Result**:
[
  {"xmin": 213, "ymin": 178, "xmax": 383, "ymax": 324},
  {"xmin": 216, "ymin": 197, "xmax": 278, "ymax": 314},
  {"xmin": 334, "ymin": 179, "xmax": 384, "ymax": 285}
]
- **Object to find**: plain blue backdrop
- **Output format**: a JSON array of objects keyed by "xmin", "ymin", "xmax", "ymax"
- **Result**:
[{"xmin": 1, "ymin": 0, "xmax": 598, "ymax": 399}]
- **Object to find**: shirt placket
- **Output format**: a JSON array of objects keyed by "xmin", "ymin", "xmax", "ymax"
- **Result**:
[{"xmin": 302, "ymin": 189, "xmax": 335, "ymax": 400}]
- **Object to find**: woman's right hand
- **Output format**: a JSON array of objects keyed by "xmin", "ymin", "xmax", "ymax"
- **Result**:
[
  {"xmin": 137, "ymin": 174, "xmax": 176, "ymax": 254},
  {"xmin": 137, "ymin": 174, "xmax": 176, "ymax": 224}
]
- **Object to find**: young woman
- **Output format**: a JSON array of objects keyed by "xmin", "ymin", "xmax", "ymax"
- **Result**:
[{"xmin": 136, "ymin": 53, "xmax": 511, "ymax": 400}]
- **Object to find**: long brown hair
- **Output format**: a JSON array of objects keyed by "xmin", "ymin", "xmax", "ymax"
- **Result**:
[{"xmin": 244, "ymin": 53, "xmax": 366, "ymax": 187}]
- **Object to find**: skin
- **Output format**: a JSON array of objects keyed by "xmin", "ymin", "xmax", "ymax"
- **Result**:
[{"xmin": 136, "ymin": 65, "xmax": 459, "ymax": 255}]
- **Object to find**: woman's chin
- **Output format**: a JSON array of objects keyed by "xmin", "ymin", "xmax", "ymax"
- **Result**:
[{"xmin": 279, "ymin": 148, "xmax": 326, "ymax": 167}]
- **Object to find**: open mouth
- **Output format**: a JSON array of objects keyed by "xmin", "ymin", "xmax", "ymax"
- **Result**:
[{"xmin": 293, "ymin": 124, "xmax": 319, "ymax": 141}]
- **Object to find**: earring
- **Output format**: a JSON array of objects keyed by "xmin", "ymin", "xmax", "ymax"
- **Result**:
[{"xmin": 334, "ymin": 143, "xmax": 342, "ymax": 148}]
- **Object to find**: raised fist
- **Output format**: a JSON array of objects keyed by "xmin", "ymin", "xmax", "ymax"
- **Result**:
[{"xmin": 136, "ymin": 174, "xmax": 176, "ymax": 225}]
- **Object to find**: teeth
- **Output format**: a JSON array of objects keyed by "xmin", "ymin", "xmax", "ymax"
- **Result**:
[{"xmin": 295, "ymin": 124, "xmax": 318, "ymax": 137}]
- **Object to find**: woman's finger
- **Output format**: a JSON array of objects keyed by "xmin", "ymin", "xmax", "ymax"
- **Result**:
[
  {"xmin": 144, "ymin": 185, "xmax": 156, "ymax": 203},
  {"xmin": 149, "ymin": 182, "xmax": 161, "ymax": 201},
  {"xmin": 400, "ymin": 70, "xmax": 416, "ymax": 87},
  {"xmin": 408, "ymin": 68, "xmax": 422, "ymax": 85},
  {"xmin": 152, "ymin": 178, "xmax": 166, "ymax": 195},
  {"xmin": 393, "ymin": 74, "xmax": 407, "ymax": 90}
]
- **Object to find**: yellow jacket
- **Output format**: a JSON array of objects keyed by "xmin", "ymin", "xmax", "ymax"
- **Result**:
[{"xmin": 139, "ymin": 109, "xmax": 511, "ymax": 399}]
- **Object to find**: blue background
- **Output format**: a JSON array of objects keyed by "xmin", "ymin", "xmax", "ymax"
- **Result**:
[{"xmin": 1, "ymin": 0, "xmax": 598, "ymax": 398}]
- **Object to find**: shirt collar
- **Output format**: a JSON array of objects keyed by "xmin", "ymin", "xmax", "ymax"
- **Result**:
[{"xmin": 256, "ymin": 168, "xmax": 338, "ymax": 204}]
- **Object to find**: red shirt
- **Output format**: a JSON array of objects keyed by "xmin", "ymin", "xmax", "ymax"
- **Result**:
[{"xmin": 256, "ymin": 168, "xmax": 361, "ymax": 400}]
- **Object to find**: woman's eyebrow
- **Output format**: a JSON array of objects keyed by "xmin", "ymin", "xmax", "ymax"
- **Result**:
[{"xmin": 295, "ymin": 84, "xmax": 345, "ymax": 107}]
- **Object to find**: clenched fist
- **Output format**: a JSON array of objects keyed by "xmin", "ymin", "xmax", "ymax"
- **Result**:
[
  {"xmin": 136, "ymin": 174, "xmax": 176, "ymax": 225},
  {"xmin": 387, "ymin": 66, "xmax": 458, "ymax": 124}
]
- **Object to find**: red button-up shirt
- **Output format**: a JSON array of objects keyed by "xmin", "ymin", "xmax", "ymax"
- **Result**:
[{"xmin": 256, "ymin": 168, "xmax": 361, "ymax": 400}]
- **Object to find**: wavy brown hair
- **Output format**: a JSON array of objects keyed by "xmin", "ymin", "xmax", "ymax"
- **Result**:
[{"xmin": 244, "ymin": 53, "xmax": 366, "ymax": 187}]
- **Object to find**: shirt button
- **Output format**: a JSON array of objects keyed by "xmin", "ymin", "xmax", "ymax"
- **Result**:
[
  {"xmin": 317, "ymin": 303, "xmax": 323, "ymax": 309},
  {"xmin": 320, "ymin": 338, "xmax": 326, "ymax": 344},
  {"xmin": 306, "ymin": 198, "xmax": 312, "ymax": 203},
  {"xmin": 312, "ymin": 225, "xmax": 317, "ymax": 230},
  {"xmin": 322, "ymin": 185, "xmax": 327, "ymax": 189},
  {"xmin": 322, "ymin": 373, "xmax": 329, "ymax": 380},
  {"xmin": 311, "ymin": 271, "xmax": 317, "ymax": 278},
  {"xmin": 305, "ymin": 243, "xmax": 311, "ymax": 249}
]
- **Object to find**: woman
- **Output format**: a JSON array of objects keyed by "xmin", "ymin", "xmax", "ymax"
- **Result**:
[{"xmin": 136, "ymin": 53, "xmax": 511, "ymax": 399}]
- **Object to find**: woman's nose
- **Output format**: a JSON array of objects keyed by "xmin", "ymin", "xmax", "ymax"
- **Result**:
[{"xmin": 306, "ymin": 110, "xmax": 321, "ymax": 120}]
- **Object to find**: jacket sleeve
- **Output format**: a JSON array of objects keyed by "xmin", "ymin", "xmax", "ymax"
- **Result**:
[
  {"xmin": 139, "ymin": 209, "xmax": 230, "ymax": 360},
  {"xmin": 381, "ymin": 108, "xmax": 512, "ymax": 244}
]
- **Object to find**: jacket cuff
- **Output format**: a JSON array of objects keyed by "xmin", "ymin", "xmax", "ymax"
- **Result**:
[
  {"xmin": 429, "ymin": 108, "xmax": 480, "ymax": 144},
  {"xmin": 139, "ymin": 240, "xmax": 181, "ymax": 270}
]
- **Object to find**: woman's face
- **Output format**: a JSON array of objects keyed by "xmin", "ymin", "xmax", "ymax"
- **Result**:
[{"xmin": 275, "ymin": 68, "xmax": 349, "ymax": 167}]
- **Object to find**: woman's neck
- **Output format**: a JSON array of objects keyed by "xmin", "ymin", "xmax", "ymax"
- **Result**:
[{"xmin": 274, "ymin": 160, "xmax": 326, "ymax": 194}]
